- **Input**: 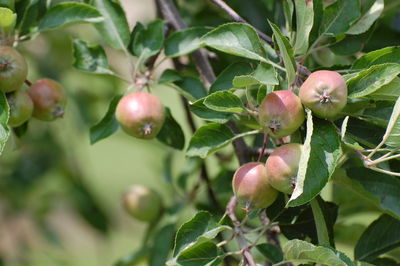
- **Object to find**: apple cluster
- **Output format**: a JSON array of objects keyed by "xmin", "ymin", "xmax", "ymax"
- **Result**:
[
  {"xmin": 233, "ymin": 70, "xmax": 347, "ymax": 209},
  {"xmin": 0, "ymin": 45, "xmax": 66, "ymax": 127}
]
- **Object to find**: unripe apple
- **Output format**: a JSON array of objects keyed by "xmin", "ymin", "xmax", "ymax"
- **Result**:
[
  {"xmin": 0, "ymin": 46, "xmax": 28, "ymax": 93},
  {"xmin": 265, "ymin": 143, "xmax": 302, "ymax": 194},
  {"xmin": 259, "ymin": 90, "xmax": 305, "ymax": 139},
  {"xmin": 115, "ymin": 92, "xmax": 165, "ymax": 139},
  {"xmin": 299, "ymin": 70, "xmax": 347, "ymax": 118},
  {"xmin": 28, "ymin": 79, "xmax": 66, "ymax": 121},
  {"xmin": 122, "ymin": 185, "xmax": 162, "ymax": 222},
  {"xmin": 232, "ymin": 162, "xmax": 278, "ymax": 209},
  {"xmin": 6, "ymin": 89, "xmax": 33, "ymax": 127}
]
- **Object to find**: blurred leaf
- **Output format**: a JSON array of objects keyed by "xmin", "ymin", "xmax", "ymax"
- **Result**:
[
  {"xmin": 165, "ymin": 27, "xmax": 209, "ymax": 57},
  {"xmin": 93, "ymin": 0, "xmax": 130, "ymax": 50},
  {"xmin": 114, "ymin": 248, "xmax": 149, "ymax": 266},
  {"xmin": 282, "ymin": 0, "xmax": 294, "ymax": 33},
  {"xmin": 319, "ymin": 0, "xmax": 360, "ymax": 36},
  {"xmin": 159, "ymin": 69, "xmax": 183, "ymax": 84},
  {"xmin": 176, "ymin": 241, "xmax": 219, "ymax": 266},
  {"xmin": 149, "ymin": 224, "xmax": 175, "ymax": 266},
  {"xmin": 171, "ymin": 77, "xmax": 207, "ymax": 102},
  {"xmin": 12, "ymin": 121, "xmax": 28, "ymax": 138},
  {"xmin": 17, "ymin": 0, "xmax": 47, "ymax": 36},
  {"xmin": 0, "ymin": 7, "xmax": 16, "ymax": 33},
  {"xmin": 256, "ymin": 243, "xmax": 283, "ymax": 263},
  {"xmin": 0, "ymin": 92, "xmax": 9, "ymax": 155},
  {"xmin": 330, "ymin": 26, "xmax": 375, "ymax": 56},
  {"xmin": 346, "ymin": 0, "xmax": 384, "ymax": 35},
  {"xmin": 0, "ymin": 0, "xmax": 13, "ymax": 10},
  {"xmin": 382, "ymin": 96, "xmax": 400, "ymax": 148},
  {"xmin": 355, "ymin": 214, "xmax": 400, "ymax": 261},
  {"xmin": 352, "ymin": 46, "xmax": 400, "ymax": 69},
  {"xmin": 309, "ymin": 0, "xmax": 323, "ymax": 45},
  {"xmin": 38, "ymin": 2, "xmax": 103, "ymax": 31},
  {"xmin": 283, "ymin": 239, "xmax": 350, "ymax": 266},
  {"xmin": 203, "ymin": 91, "xmax": 245, "ymax": 113},
  {"xmin": 346, "ymin": 63, "xmax": 400, "ymax": 99},
  {"xmin": 289, "ymin": 111, "xmax": 342, "ymax": 207},
  {"xmin": 132, "ymin": 19, "xmax": 164, "ymax": 59},
  {"xmin": 90, "ymin": 94, "xmax": 122, "ymax": 144},
  {"xmin": 189, "ymin": 99, "xmax": 232, "ymax": 123},
  {"xmin": 232, "ymin": 62, "xmax": 278, "ymax": 87},
  {"xmin": 201, "ymin": 23, "xmax": 266, "ymax": 62},
  {"xmin": 344, "ymin": 117, "xmax": 385, "ymax": 147},
  {"xmin": 366, "ymin": 77, "xmax": 400, "ymax": 101},
  {"xmin": 269, "ymin": 21, "xmax": 297, "ymax": 87},
  {"xmin": 209, "ymin": 62, "xmax": 253, "ymax": 94},
  {"xmin": 72, "ymin": 39, "xmax": 113, "ymax": 75},
  {"xmin": 156, "ymin": 108, "xmax": 185, "ymax": 150},
  {"xmin": 294, "ymin": 0, "xmax": 314, "ymax": 55}
]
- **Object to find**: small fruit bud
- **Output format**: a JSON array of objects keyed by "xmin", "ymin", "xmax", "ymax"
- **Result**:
[
  {"xmin": 28, "ymin": 79, "xmax": 66, "ymax": 121},
  {"xmin": 6, "ymin": 89, "xmax": 33, "ymax": 127},
  {"xmin": 0, "ymin": 46, "xmax": 28, "ymax": 93},
  {"xmin": 259, "ymin": 90, "xmax": 305, "ymax": 139},
  {"xmin": 115, "ymin": 92, "xmax": 165, "ymax": 139},
  {"xmin": 232, "ymin": 162, "xmax": 278, "ymax": 209},
  {"xmin": 299, "ymin": 70, "xmax": 347, "ymax": 118},
  {"xmin": 122, "ymin": 185, "xmax": 163, "ymax": 222},
  {"xmin": 265, "ymin": 143, "xmax": 302, "ymax": 194}
]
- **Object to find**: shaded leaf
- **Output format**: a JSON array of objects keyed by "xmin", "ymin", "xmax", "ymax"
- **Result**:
[
  {"xmin": 383, "ymin": 96, "xmax": 400, "ymax": 148},
  {"xmin": 149, "ymin": 224, "xmax": 176, "ymax": 266},
  {"xmin": 256, "ymin": 243, "xmax": 283, "ymax": 263},
  {"xmin": 72, "ymin": 39, "xmax": 113, "ymax": 74},
  {"xmin": 176, "ymin": 241, "xmax": 219, "ymax": 266},
  {"xmin": 209, "ymin": 62, "xmax": 253, "ymax": 94},
  {"xmin": 346, "ymin": 0, "xmax": 384, "ymax": 35},
  {"xmin": 132, "ymin": 19, "xmax": 165, "ymax": 59},
  {"xmin": 156, "ymin": 108, "xmax": 185, "ymax": 150},
  {"xmin": 0, "ymin": 92, "xmax": 10, "ymax": 155},
  {"xmin": 165, "ymin": 27, "xmax": 209, "ymax": 57},
  {"xmin": 366, "ymin": 77, "xmax": 400, "ymax": 101},
  {"xmin": 189, "ymin": 99, "xmax": 232, "ymax": 123},
  {"xmin": 352, "ymin": 46, "xmax": 400, "ymax": 69}
]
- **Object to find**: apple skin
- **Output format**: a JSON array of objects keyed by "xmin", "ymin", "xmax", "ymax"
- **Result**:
[
  {"xmin": 265, "ymin": 143, "xmax": 302, "ymax": 194},
  {"xmin": 232, "ymin": 162, "xmax": 278, "ymax": 209},
  {"xmin": 28, "ymin": 79, "xmax": 66, "ymax": 121},
  {"xmin": 7, "ymin": 89, "xmax": 33, "ymax": 127},
  {"xmin": 122, "ymin": 185, "xmax": 163, "ymax": 222},
  {"xmin": 299, "ymin": 70, "xmax": 347, "ymax": 118},
  {"xmin": 0, "ymin": 46, "xmax": 28, "ymax": 93},
  {"xmin": 115, "ymin": 92, "xmax": 165, "ymax": 139},
  {"xmin": 259, "ymin": 90, "xmax": 305, "ymax": 139}
]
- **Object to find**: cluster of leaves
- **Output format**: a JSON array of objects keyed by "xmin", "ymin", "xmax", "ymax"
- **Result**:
[{"xmin": 0, "ymin": 0, "xmax": 400, "ymax": 265}]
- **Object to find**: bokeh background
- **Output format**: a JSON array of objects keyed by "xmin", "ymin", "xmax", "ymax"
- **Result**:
[{"xmin": 1, "ymin": 0, "xmax": 400, "ymax": 265}]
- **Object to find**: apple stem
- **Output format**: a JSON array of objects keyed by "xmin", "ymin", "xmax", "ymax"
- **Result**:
[{"xmin": 257, "ymin": 134, "xmax": 269, "ymax": 162}]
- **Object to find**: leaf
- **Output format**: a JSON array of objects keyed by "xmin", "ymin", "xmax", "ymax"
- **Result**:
[
  {"xmin": 352, "ymin": 46, "xmax": 400, "ymax": 69},
  {"xmin": 38, "ymin": 2, "xmax": 103, "ymax": 31},
  {"xmin": 346, "ymin": 0, "xmax": 384, "ymax": 35},
  {"xmin": 294, "ymin": 0, "xmax": 314, "ymax": 55},
  {"xmin": 149, "ymin": 224, "xmax": 176, "ymax": 266},
  {"xmin": 165, "ymin": 27, "xmax": 209, "ymax": 57},
  {"xmin": 176, "ymin": 241, "xmax": 219, "ymax": 266},
  {"xmin": 201, "ymin": 23, "xmax": 267, "ymax": 62},
  {"xmin": 256, "ymin": 243, "xmax": 283, "ymax": 263},
  {"xmin": 355, "ymin": 214, "xmax": 400, "ymax": 261},
  {"xmin": 156, "ymin": 108, "xmax": 185, "ymax": 150},
  {"xmin": 159, "ymin": 69, "xmax": 183, "ymax": 84},
  {"xmin": 114, "ymin": 248, "xmax": 149, "ymax": 266},
  {"xmin": 330, "ymin": 27, "xmax": 375, "ymax": 56},
  {"xmin": 189, "ymin": 99, "xmax": 232, "ymax": 123},
  {"xmin": 132, "ymin": 19, "xmax": 165, "ymax": 59},
  {"xmin": 283, "ymin": 239, "xmax": 348, "ymax": 266},
  {"xmin": 0, "ymin": 7, "xmax": 16, "ymax": 33},
  {"xmin": 16, "ymin": 0, "xmax": 45, "ymax": 36},
  {"xmin": 72, "ymin": 39, "xmax": 113, "ymax": 75},
  {"xmin": 366, "ymin": 77, "xmax": 400, "ymax": 101},
  {"xmin": 0, "ymin": 92, "xmax": 10, "ymax": 155},
  {"xmin": 204, "ymin": 91, "xmax": 245, "ymax": 113},
  {"xmin": 93, "ymin": 0, "xmax": 130, "ymax": 50},
  {"xmin": 268, "ymin": 21, "xmax": 297, "ymax": 86},
  {"xmin": 289, "ymin": 111, "xmax": 342, "ymax": 207},
  {"xmin": 319, "ymin": 0, "xmax": 361, "ymax": 36},
  {"xmin": 382, "ymin": 97, "xmax": 400, "ymax": 148},
  {"xmin": 282, "ymin": 0, "xmax": 294, "ymax": 33},
  {"xmin": 209, "ymin": 62, "xmax": 253, "ymax": 94},
  {"xmin": 232, "ymin": 62, "xmax": 278, "ymax": 87},
  {"xmin": 346, "ymin": 63, "xmax": 400, "ymax": 99},
  {"xmin": 172, "ymin": 77, "xmax": 207, "ymax": 101},
  {"xmin": 90, "ymin": 95, "xmax": 122, "ymax": 144}
]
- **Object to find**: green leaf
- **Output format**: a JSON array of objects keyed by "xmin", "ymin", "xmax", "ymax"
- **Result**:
[
  {"xmin": 346, "ymin": 63, "xmax": 400, "ymax": 99},
  {"xmin": 0, "ymin": 7, "xmax": 16, "ymax": 33},
  {"xmin": 0, "ymin": 92, "xmax": 10, "ymax": 155},
  {"xmin": 319, "ymin": 0, "xmax": 361, "ymax": 36},
  {"xmin": 114, "ymin": 248, "xmax": 149, "ymax": 266},
  {"xmin": 172, "ymin": 77, "xmax": 207, "ymax": 102},
  {"xmin": 209, "ymin": 62, "xmax": 253, "ymax": 94},
  {"xmin": 165, "ymin": 27, "xmax": 209, "ymax": 57},
  {"xmin": 352, "ymin": 46, "xmax": 400, "ymax": 69},
  {"xmin": 17, "ymin": 0, "xmax": 45, "ymax": 36},
  {"xmin": 355, "ymin": 214, "xmax": 400, "ymax": 261},
  {"xmin": 232, "ymin": 62, "xmax": 278, "ymax": 87},
  {"xmin": 346, "ymin": 0, "xmax": 384, "ymax": 35},
  {"xmin": 366, "ymin": 77, "xmax": 400, "ymax": 101},
  {"xmin": 156, "ymin": 108, "xmax": 185, "ymax": 150},
  {"xmin": 132, "ymin": 19, "xmax": 165, "ymax": 59},
  {"xmin": 294, "ymin": 0, "xmax": 314, "ymax": 55},
  {"xmin": 176, "ymin": 241, "xmax": 219, "ymax": 266},
  {"xmin": 282, "ymin": 0, "xmax": 294, "ymax": 33},
  {"xmin": 90, "ymin": 95, "xmax": 122, "ymax": 144},
  {"xmin": 72, "ymin": 39, "xmax": 113, "ymax": 75},
  {"xmin": 283, "ymin": 239, "xmax": 349, "ymax": 266},
  {"xmin": 189, "ymin": 99, "xmax": 232, "ymax": 123},
  {"xmin": 38, "ymin": 2, "xmax": 102, "ymax": 31},
  {"xmin": 204, "ymin": 91, "xmax": 245, "ymax": 113},
  {"xmin": 330, "ymin": 27, "xmax": 375, "ymax": 56},
  {"xmin": 93, "ymin": 0, "xmax": 130, "ymax": 50},
  {"xmin": 159, "ymin": 69, "xmax": 183, "ymax": 84},
  {"xmin": 256, "ymin": 243, "xmax": 283, "ymax": 263},
  {"xmin": 289, "ymin": 111, "xmax": 342, "ymax": 207},
  {"xmin": 201, "ymin": 23, "xmax": 267, "ymax": 62},
  {"xmin": 309, "ymin": 0, "xmax": 323, "ymax": 45},
  {"xmin": 268, "ymin": 21, "xmax": 297, "ymax": 86},
  {"xmin": 149, "ymin": 224, "xmax": 176, "ymax": 266},
  {"xmin": 383, "ymin": 96, "xmax": 400, "ymax": 148}
]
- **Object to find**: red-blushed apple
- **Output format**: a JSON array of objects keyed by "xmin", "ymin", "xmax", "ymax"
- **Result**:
[{"xmin": 0, "ymin": 46, "xmax": 28, "ymax": 93}]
